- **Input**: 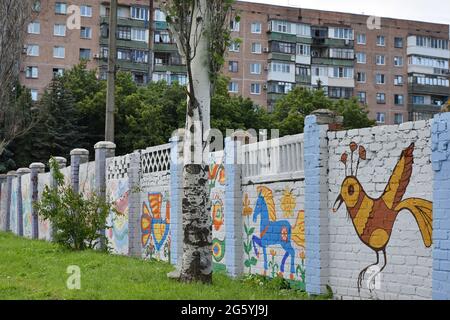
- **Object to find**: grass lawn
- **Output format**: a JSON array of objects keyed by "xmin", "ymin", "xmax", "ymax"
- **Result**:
[{"xmin": 0, "ymin": 232, "xmax": 324, "ymax": 300}]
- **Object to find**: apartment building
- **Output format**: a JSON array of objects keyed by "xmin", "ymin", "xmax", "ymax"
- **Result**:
[{"xmin": 20, "ymin": 1, "xmax": 450, "ymax": 125}]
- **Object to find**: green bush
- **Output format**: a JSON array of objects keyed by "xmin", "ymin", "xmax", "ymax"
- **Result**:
[{"xmin": 34, "ymin": 158, "xmax": 115, "ymax": 251}]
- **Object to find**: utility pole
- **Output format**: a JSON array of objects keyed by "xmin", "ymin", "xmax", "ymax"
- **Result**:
[
  {"xmin": 105, "ymin": 0, "xmax": 118, "ymax": 142},
  {"xmin": 148, "ymin": 0, "xmax": 154, "ymax": 84}
]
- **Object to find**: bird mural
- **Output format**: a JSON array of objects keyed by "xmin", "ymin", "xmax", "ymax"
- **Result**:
[{"xmin": 333, "ymin": 142, "xmax": 433, "ymax": 292}]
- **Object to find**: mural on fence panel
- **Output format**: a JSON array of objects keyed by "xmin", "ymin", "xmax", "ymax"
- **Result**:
[
  {"xmin": 333, "ymin": 142, "xmax": 433, "ymax": 293},
  {"xmin": 38, "ymin": 173, "xmax": 51, "ymax": 241},
  {"xmin": 79, "ymin": 162, "xmax": 95, "ymax": 197},
  {"xmin": 0, "ymin": 181, "xmax": 6, "ymax": 229},
  {"xmin": 209, "ymin": 162, "xmax": 226, "ymax": 272},
  {"xmin": 106, "ymin": 178, "xmax": 129, "ymax": 255},
  {"xmin": 21, "ymin": 174, "xmax": 32, "ymax": 238},
  {"xmin": 141, "ymin": 191, "xmax": 171, "ymax": 261},
  {"xmin": 9, "ymin": 178, "xmax": 18, "ymax": 234},
  {"xmin": 243, "ymin": 184, "xmax": 306, "ymax": 289}
]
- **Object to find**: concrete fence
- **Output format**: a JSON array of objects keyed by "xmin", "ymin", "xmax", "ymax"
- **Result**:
[{"xmin": 1, "ymin": 110, "xmax": 450, "ymax": 300}]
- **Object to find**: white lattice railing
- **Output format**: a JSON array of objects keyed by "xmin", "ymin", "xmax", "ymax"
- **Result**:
[
  {"xmin": 241, "ymin": 133, "xmax": 304, "ymax": 184},
  {"xmin": 107, "ymin": 154, "xmax": 130, "ymax": 180},
  {"xmin": 141, "ymin": 143, "xmax": 171, "ymax": 174}
]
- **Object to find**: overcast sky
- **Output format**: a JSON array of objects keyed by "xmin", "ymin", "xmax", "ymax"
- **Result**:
[{"xmin": 241, "ymin": 0, "xmax": 450, "ymax": 25}]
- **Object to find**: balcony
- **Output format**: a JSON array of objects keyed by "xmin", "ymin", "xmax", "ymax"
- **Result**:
[
  {"xmin": 408, "ymin": 83, "xmax": 450, "ymax": 96},
  {"xmin": 312, "ymin": 38, "xmax": 354, "ymax": 48},
  {"xmin": 267, "ymin": 92, "xmax": 285, "ymax": 102},
  {"xmin": 408, "ymin": 103, "xmax": 443, "ymax": 114},
  {"xmin": 154, "ymin": 42, "xmax": 178, "ymax": 52},
  {"xmin": 99, "ymin": 60, "xmax": 149, "ymax": 72},
  {"xmin": 296, "ymin": 74, "xmax": 311, "ymax": 84},
  {"xmin": 100, "ymin": 16, "xmax": 147, "ymax": 28},
  {"xmin": 154, "ymin": 64, "xmax": 187, "ymax": 73},
  {"xmin": 311, "ymin": 57, "xmax": 354, "ymax": 67},
  {"xmin": 268, "ymin": 32, "xmax": 297, "ymax": 43},
  {"xmin": 268, "ymin": 52, "xmax": 295, "ymax": 62},
  {"xmin": 100, "ymin": 37, "xmax": 149, "ymax": 50}
]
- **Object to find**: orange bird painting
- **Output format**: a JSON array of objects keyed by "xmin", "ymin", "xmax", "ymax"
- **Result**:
[{"xmin": 333, "ymin": 142, "xmax": 433, "ymax": 292}]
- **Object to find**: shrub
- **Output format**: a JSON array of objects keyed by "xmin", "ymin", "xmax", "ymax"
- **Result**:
[{"xmin": 34, "ymin": 157, "xmax": 115, "ymax": 251}]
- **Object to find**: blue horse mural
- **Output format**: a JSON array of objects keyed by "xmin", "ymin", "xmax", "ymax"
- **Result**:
[{"xmin": 251, "ymin": 186, "xmax": 303, "ymax": 280}]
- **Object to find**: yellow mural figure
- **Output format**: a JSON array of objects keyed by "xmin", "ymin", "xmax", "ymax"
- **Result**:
[
  {"xmin": 333, "ymin": 142, "xmax": 433, "ymax": 292},
  {"xmin": 281, "ymin": 188, "xmax": 296, "ymax": 218}
]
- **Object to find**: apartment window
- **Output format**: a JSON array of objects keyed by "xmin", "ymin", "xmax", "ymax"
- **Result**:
[
  {"xmin": 376, "ymin": 55, "xmax": 385, "ymax": 65},
  {"xmin": 332, "ymin": 67, "xmax": 353, "ymax": 79},
  {"xmin": 251, "ymin": 42, "xmax": 262, "ymax": 54},
  {"xmin": 131, "ymin": 7, "xmax": 149, "ymax": 20},
  {"xmin": 328, "ymin": 87, "xmax": 353, "ymax": 99},
  {"xmin": 296, "ymin": 66, "xmax": 310, "ymax": 78},
  {"xmin": 376, "ymin": 74, "xmax": 386, "ymax": 84},
  {"xmin": 271, "ymin": 62, "xmax": 291, "ymax": 73},
  {"xmin": 412, "ymin": 95, "xmax": 425, "ymax": 104},
  {"xmin": 394, "ymin": 75, "xmax": 404, "ymax": 86},
  {"xmin": 80, "ymin": 27, "xmax": 92, "ymax": 39},
  {"xmin": 30, "ymin": 89, "xmax": 39, "ymax": 102},
  {"xmin": 228, "ymin": 61, "xmax": 239, "ymax": 73},
  {"xmin": 357, "ymin": 72, "xmax": 366, "ymax": 83},
  {"xmin": 357, "ymin": 91, "xmax": 367, "ymax": 104},
  {"xmin": 313, "ymin": 66, "xmax": 327, "ymax": 77},
  {"xmin": 394, "ymin": 37, "xmax": 403, "ymax": 48},
  {"xmin": 394, "ymin": 113, "xmax": 404, "ymax": 124},
  {"xmin": 118, "ymin": 49, "xmax": 131, "ymax": 61},
  {"xmin": 26, "ymin": 66, "xmax": 39, "ymax": 79},
  {"xmin": 409, "ymin": 55, "xmax": 449, "ymax": 69},
  {"xmin": 273, "ymin": 20, "xmax": 288, "ymax": 33},
  {"xmin": 268, "ymin": 81, "xmax": 293, "ymax": 94},
  {"xmin": 251, "ymin": 83, "xmax": 261, "ymax": 95},
  {"xmin": 154, "ymin": 9, "xmax": 166, "ymax": 22},
  {"xmin": 80, "ymin": 5, "xmax": 92, "ymax": 17},
  {"xmin": 53, "ymin": 68, "xmax": 64, "ymax": 77},
  {"xmin": 26, "ymin": 45, "xmax": 39, "ymax": 57},
  {"xmin": 394, "ymin": 56, "xmax": 403, "ymax": 67},
  {"xmin": 377, "ymin": 35, "xmax": 386, "ymax": 46},
  {"xmin": 229, "ymin": 41, "xmax": 240, "ymax": 52},
  {"xmin": 376, "ymin": 112, "xmax": 386, "ymax": 124},
  {"xmin": 357, "ymin": 33, "xmax": 366, "ymax": 45},
  {"xmin": 394, "ymin": 94, "xmax": 404, "ymax": 105},
  {"xmin": 79, "ymin": 48, "xmax": 91, "ymax": 60},
  {"xmin": 28, "ymin": 22, "xmax": 40, "ymax": 34},
  {"xmin": 251, "ymin": 22, "xmax": 262, "ymax": 34},
  {"xmin": 228, "ymin": 82, "xmax": 239, "ymax": 93},
  {"xmin": 230, "ymin": 19, "xmax": 240, "ymax": 32},
  {"xmin": 117, "ymin": 26, "xmax": 131, "ymax": 40},
  {"xmin": 416, "ymin": 36, "xmax": 449, "ymax": 50},
  {"xmin": 155, "ymin": 31, "xmax": 171, "ymax": 43},
  {"xmin": 333, "ymin": 28, "xmax": 354, "ymax": 40},
  {"xmin": 271, "ymin": 41, "xmax": 295, "ymax": 54},
  {"xmin": 297, "ymin": 44, "xmax": 311, "ymax": 56},
  {"xmin": 53, "ymin": 46, "xmax": 65, "ymax": 59},
  {"xmin": 131, "ymin": 28, "xmax": 148, "ymax": 42},
  {"xmin": 54, "ymin": 24, "xmax": 66, "ymax": 37},
  {"xmin": 250, "ymin": 63, "xmax": 262, "ymax": 75},
  {"xmin": 356, "ymin": 52, "xmax": 366, "ymax": 64},
  {"xmin": 132, "ymin": 50, "xmax": 148, "ymax": 63},
  {"xmin": 55, "ymin": 2, "xmax": 67, "ymax": 15},
  {"xmin": 376, "ymin": 93, "xmax": 386, "ymax": 104}
]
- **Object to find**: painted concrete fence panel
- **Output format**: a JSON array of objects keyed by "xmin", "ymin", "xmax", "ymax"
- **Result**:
[
  {"xmin": 21, "ymin": 174, "xmax": 32, "ymax": 238},
  {"xmin": 37, "ymin": 172, "xmax": 52, "ymax": 241},
  {"xmin": 79, "ymin": 161, "xmax": 96, "ymax": 197},
  {"xmin": 327, "ymin": 121, "xmax": 433, "ymax": 299},
  {"xmin": 9, "ymin": 177, "xmax": 18, "ymax": 235},
  {"xmin": 0, "ymin": 180, "xmax": 7, "ymax": 230}
]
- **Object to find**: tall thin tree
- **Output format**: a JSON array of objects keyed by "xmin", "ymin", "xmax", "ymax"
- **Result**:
[{"xmin": 162, "ymin": 0, "xmax": 235, "ymax": 283}]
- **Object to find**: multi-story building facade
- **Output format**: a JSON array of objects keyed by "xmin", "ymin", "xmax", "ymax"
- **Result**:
[{"xmin": 20, "ymin": 0, "xmax": 450, "ymax": 125}]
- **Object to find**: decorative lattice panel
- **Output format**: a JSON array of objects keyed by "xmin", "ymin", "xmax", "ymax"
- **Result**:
[
  {"xmin": 107, "ymin": 154, "xmax": 130, "ymax": 180},
  {"xmin": 141, "ymin": 144, "xmax": 171, "ymax": 174}
]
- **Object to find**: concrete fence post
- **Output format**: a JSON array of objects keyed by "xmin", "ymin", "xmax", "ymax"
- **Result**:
[
  {"xmin": 29, "ymin": 163, "xmax": 45, "ymax": 239},
  {"xmin": 4, "ymin": 171, "xmax": 17, "ymax": 232},
  {"xmin": 431, "ymin": 112, "xmax": 450, "ymax": 300},
  {"xmin": 70, "ymin": 148, "xmax": 89, "ymax": 194},
  {"xmin": 0, "ymin": 174, "xmax": 7, "ymax": 230},
  {"xmin": 128, "ymin": 150, "xmax": 142, "ymax": 258},
  {"xmin": 224, "ymin": 137, "xmax": 244, "ymax": 277},
  {"xmin": 169, "ymin": 135, "xmax": 184, "ymax": 266},
  {"xmin": 49, "ymin": 157, "xmax": 66, "ymax": 240},
  {"xmin": 94, "ymin": 141, "xmax": 116, "ymax": 249},
  {"xmin": 16, "ymin": 168, "xmax": 31, "ymax": 236},
  {"xmin": 304, "ymin": 109, "xmax": 342, "ymax": 295}
]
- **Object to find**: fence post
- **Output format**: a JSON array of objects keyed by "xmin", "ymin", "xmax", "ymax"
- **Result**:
[
  {"xmin": 0, "ymin": 174, "xmax": 7, "ymax": 230},
  {"xmin": 49, "ymin": 157, "xmax": 67, "ymax": 240},
  {"xmin": 304, "ymin": 109, "xmax": 342, "ymax": 295},
  {"xmin": 94, "ymin": 141, "xmax": 116, "ymax": 249},
  {"xmin": 128, "ymin": 150, "xmax": 142, "ymax": 258},
  {"xmin": 431, "ymin": 112, "xmax": 450, "ymax": 300},
  {"xmin": 70, "ymin": 148, "xmax": 89, "ymax": 194},
  {"xmin": 224, "ymin": 137, "xmax": 244, "ymax": 277},
  {"xmin": 4, "ymin": 171, "xmax": 17, "ymax": 232},
  {"xmin": 16, "ymin": 168, "xmax": 31, "ymax": 236},
  {"xmin": 30, "ymin": 163, "xmax": 45, "ymax": 239},
  {"xmin": 169, "ymin": 135, "xmax": 184, "ymax": 266}
]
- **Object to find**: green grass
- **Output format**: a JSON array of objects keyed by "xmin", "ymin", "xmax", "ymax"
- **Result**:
[{"xmin": 0, "ymin": 232, "xmax": 323, "ymax": 300}]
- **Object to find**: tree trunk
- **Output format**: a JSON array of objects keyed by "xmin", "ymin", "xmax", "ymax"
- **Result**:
[{"xmin": 179, "ymin": 0, "xmax": 212, "ymax": 283}]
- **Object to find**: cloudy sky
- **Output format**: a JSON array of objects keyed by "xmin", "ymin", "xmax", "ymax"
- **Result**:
[{"xmin": 241, "ymin": 0, "xmax": 450, "ymax": 25}]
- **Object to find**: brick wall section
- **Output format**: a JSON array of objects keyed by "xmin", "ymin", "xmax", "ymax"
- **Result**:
[
  {"xmin": 431, "ymin": 113, "xmax": 450, "ymax": 300},
  {"xmin": 327, "ymin": 121, "xmax": 433, "ymax": 299}
]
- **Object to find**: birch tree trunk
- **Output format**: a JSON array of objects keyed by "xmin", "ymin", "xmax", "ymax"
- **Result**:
[{"xmin": 179, "ymin": 0, "xmax": 212, "ymax": 283}]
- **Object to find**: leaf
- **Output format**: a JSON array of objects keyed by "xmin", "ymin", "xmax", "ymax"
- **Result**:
[
  {"xmin": 248, "ymin": 227, "xmax": 255, "ymax": 235},
  {"xmin": 244, "ymin": 260, "xmax": 251, "ymax": 268},
  {"xmin": 250, "ymin": 257, "xmax": 258, "ymax": 266}
]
